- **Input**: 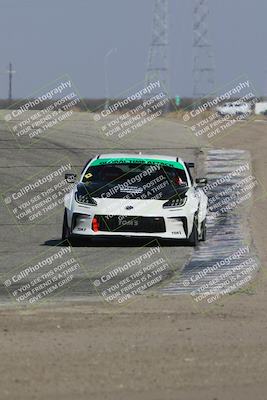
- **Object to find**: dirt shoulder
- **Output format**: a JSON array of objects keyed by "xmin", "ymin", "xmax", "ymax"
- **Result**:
[
  {"xmin": 0, "ymin": 121, "xmax": 267, "ymax": 400},
  {"xmin": 0, "ymin": 291, "xmax": 267, "ymax": 400}
]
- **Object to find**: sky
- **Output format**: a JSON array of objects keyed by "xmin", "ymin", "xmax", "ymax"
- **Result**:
[{"xmin": 0, "ymin": 0, "xmax": 266, "ymax": 99}]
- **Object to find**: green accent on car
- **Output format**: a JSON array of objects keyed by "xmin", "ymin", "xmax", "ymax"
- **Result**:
[{"xmin": 90, "ymin": 158, "xmax": 185, "ymax": 170}]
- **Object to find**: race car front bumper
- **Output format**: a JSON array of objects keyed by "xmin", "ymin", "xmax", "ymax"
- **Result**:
[{"xmin": 70, "ymin": 212, "xmax": 189, "ymax": 240}]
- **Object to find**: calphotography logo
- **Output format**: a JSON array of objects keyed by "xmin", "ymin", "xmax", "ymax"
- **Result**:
[
  {"xmin": 182, "ymin": 76, "xmax": 260, "ymax": 144},
  {"xmin": 92, "ymin": 241, "xmax": 175, "ymax": 305},
  {"xmin": 0, "ymin": 245, "xmax": 88, "ymax": 306},
  {"xmin": 4, "ymin": 75, "xmax": 83, "ymax": 147},
  {"xmin": 92, "ymin": 79, "xmax": 171, "ymax": 147},
  {"xmin": 1, "ymin": 157, "xmax": 77, "ymax": 231}
]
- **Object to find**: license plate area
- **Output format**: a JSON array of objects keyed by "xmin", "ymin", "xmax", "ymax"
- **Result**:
[{"xmin": 95, "ymin": 215, "xmax": 166, "ymax": 233}]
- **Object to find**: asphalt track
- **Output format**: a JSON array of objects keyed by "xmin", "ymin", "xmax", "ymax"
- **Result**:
[{"xmin": 0, "ymin": 112, "xmax": 255, "ymax": 307}]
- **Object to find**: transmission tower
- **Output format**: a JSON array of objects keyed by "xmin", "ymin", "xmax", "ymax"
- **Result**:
[
  {"xmin": 192, "ymin": 0, "xmax": 215, "ymax": 98},
  {"xmin": 145, "ymin": 0, "xmax": 170, "ymax": 109}
]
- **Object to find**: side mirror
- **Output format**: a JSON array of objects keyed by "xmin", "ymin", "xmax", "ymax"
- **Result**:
[
  {"xmin": 195, "ymin": 178, "xmax": 208, "ymax": 187},
  {"xmin": 65, "ymin": 173, "xmax": 77, "ymax": 183}
]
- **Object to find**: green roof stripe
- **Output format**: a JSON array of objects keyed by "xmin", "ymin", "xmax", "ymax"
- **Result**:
[{"xmin": 91, "ymin": 157, "xmax": 185, "ymax": 170}]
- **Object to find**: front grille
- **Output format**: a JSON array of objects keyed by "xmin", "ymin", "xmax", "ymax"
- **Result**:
[{"xmin": 95, "ymin": 215, "xmax": 166, "ymax": 233}]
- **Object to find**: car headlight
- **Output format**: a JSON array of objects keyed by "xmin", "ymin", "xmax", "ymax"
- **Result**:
[
  {"xmin": 75, "ymin": 192, "xmax": 97, "ymax": 206},
  {"xmin": 163, "ymin": 196, "xmax": 187, "ymax": 208}
]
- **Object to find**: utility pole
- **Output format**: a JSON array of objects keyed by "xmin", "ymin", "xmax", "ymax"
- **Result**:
[
  {"xmin": 192, "ymin": 0, "xmax": 215, "ymax": 98},
  {"xmin": 8, "ymin": 62, "xmax": 13, "ymax": 101},
  {"xmin": 104, "ymin": 48, "xmax": 117, "ymax": 111},
  {"xmin": 0, "ymin": 62, "xmax": 16, "ymax": 103},
  {"xmin": 145, "ymin": 0, "xmax": 170, "ymax": 111}
]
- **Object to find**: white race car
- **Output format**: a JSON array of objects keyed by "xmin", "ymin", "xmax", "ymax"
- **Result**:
[{"xmin": 62, "ymin": 153, "xmax": 208, "ymax": 246}]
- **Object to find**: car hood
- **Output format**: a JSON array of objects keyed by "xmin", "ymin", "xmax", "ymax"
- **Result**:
[{"xmin": 72, "ymin": 184, "xmax": 196, "ymax": 216}]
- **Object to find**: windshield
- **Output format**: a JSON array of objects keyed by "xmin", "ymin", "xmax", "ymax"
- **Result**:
[{"xmin": 81, "ymin": 161, "xmax": 188, "ymax": 200}]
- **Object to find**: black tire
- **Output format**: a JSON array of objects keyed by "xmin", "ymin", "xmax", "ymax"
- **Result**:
[
  {"xmin": 62, "ymin": 209, "xmax": 70, "ymax": 241},
  {"xmin": 199, "ymin": 218, "xmax": 207, "ymax": 242},
  {"xmin": 188, "ymin": 216, "xmax": 199, "ymax": 247}
]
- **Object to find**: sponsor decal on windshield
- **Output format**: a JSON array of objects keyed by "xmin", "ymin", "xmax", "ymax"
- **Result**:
[{"xmin": 90, "ymin": 158, "xmax": 185, "ymax": 170}]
